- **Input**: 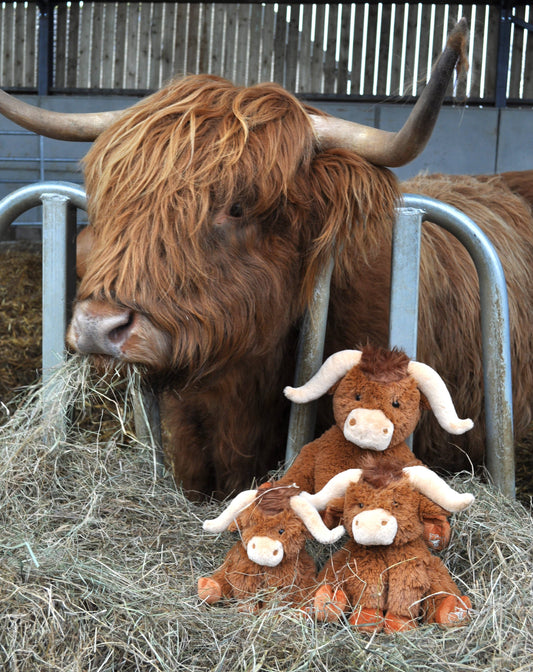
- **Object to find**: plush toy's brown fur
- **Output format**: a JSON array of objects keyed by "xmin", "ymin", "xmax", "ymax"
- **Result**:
[
  {"xmin": 279, "ymin": 345, "xmax": 450, "ymax": 547},
  {"xmin": 314, "ymin": 460, "xmax": 471, "ymax": 632},
  {"xmin": 198, "ymin": 484, "xmax": 318, "ymax": 610}
]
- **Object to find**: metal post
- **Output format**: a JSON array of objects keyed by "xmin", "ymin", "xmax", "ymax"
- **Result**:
[
  {"xmin": 37, "ymin": 0, "xmax": 54, "ymax": 96},
  {"xmin": 132, "ymin": 385, "xmax": 165, "ymax": 476},
  {"xmin": 388, "ymin": 207, "xmax": 423, "ymax": 450},
  {"xmin": 389, "ymin": 208, "xmax": 423, "ymax": 360},
  {"xmin": 41, "ymin": 193, "xmax": 77, "ymax": 382},
  {"xmin": 495, "ymin": 2, "xmax": 512, "ymax": 108},
  {"xmin": 284, "ymin": 255, "xmax": 334, "ymax": 465}
]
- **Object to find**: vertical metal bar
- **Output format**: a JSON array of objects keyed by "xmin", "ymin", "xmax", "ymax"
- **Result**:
[
  {"xmin": 132, "ymin": 385, "xmax": 165, "ymax": 477},
  {"xmin": 39, "ymin": 136, "xmax": 45, "ymax": 182},
  {"xmin": 284, "ymin": 255, "xmax": 334, "ymax": 465},
  {"xmin": 495, "ymin": 2, "xmax": 512, "ymax": 108},
  {"xmin": 41, "ymin": 192, "xmax": 77, "ymax": 383},
  {"xmin": 37, "ymin": 0, "xmax": 54, "ymax": 96},
  {"xmin": 389, "ymin": 207, "xmax": 423, "ymax": 451},
  {"xmin": 389, "ymin": 207, "xmax": 423, "ymax": 360}
]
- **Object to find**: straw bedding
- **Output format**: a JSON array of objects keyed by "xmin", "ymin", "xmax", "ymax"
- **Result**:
[{"xmin": 0, "ymin": 243, "xmax": 532, "ymax": 671}]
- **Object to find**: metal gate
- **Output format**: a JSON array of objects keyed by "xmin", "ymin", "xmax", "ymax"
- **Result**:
[{"xmin": 0, "ymin": 182, "xmax": 516, "ymax": 498}]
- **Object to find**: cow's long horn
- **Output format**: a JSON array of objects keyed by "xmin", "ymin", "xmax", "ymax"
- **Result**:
[
  {"xmin": 310, "ymin": 18, "xmax": 468, "ymax": 167},
  {"xmin": 284, "ymin": 350, "xmax": 362, "ymax": 403},
  {"xmin": 203, "ymin": 489, "xmax": 258, "ymax": 533},
  {"xmin": 407, "ymin": 360, "xmax": 473, "ymax": 434},
  {"xmin": 299, "ymin": 469, "xmax": 363, "ymax": 510},
  {"xmin": 403, "ymin": 466, "xmax": 474, "ymax": 513},
  {"xmin": 290, "ymin": 495, "xmax": 345, "ymax": 544},
  {"xmin": 0, "ymin": 88, "xmax": 124, "ymax": 141}
]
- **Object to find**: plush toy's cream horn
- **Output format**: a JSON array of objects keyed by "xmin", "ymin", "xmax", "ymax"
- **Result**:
[
  {"xmin": 203, "ymin": 487, "xmax": 346, "ymax": 545},
  {"xmin": 284, "ymin": 349, "xmax": 473, "ymax": 435}
]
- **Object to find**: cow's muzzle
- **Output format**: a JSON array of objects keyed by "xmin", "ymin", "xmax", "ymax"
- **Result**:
[{"xmin": 67, "ymin": 299, "xmax": 135, "ymax": 358}]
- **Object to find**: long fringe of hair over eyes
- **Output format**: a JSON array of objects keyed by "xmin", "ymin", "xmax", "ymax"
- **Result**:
[{"xmin": 79, "ymin": 74, "xmax": 401, "ymax": 360}]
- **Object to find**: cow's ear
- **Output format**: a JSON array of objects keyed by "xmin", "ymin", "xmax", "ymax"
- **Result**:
[{"xmin": 298, "ymin": 148, "xmax": 400, "ymax": 304}]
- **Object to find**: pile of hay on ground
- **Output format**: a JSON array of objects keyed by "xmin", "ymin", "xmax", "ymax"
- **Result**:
[{"xmin": 0, "ymin": 358, "xmax": 531, "ymax": 672}]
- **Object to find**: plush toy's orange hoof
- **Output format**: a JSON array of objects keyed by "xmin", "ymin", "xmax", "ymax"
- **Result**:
[
  {"xmin": 197, "ymin": 577, "xmax": 222, "ymax": 604},
  {"xmin": 423, "ymin": 516, "xmax": 451, "ymax": 551},
  {"xmin": 434, "ymin": 595, "xmax": 472, "ymax": 626},
  {"xmin": 314, "ymin": 585, "xmax": 348, "ymax": 622},
  {"xmin": 348, "ymin": 608, "xmax": 384, "ymax": 632},
  {"xmin": 383, "ymin": 611, "xmax": 418, "ymax": 633}
]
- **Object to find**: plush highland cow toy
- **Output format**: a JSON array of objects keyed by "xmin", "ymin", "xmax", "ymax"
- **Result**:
[
  {"xmin": 279, "ymin": 345, "xmax": 474, "ymax": 550},
  {"xmin": 304, "ymin": 461, "xmax": 474, "ymax": 633},
  {"xmin": 198, "ymin": 483, "xmax": 344, "ymax": 611}
]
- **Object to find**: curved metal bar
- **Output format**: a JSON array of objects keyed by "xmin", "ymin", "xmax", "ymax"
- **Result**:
[
  {"xmin": 0, "ymin": 181, "xmax": 87, "ymax": 239},
  {"xmin": 402, "ymin": 193, "xmax": 515, "ymax": 498},
  {"xmin": 285, "ymin": 193, "xmax": 515, "ymax": 499}
]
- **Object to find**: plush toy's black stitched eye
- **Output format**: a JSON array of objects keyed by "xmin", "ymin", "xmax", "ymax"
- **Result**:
[
  {"xmin": 392, "ymin": 400, "xmax": 400, "ymax": 408},
  {"xmin": 358, "ymin": 503, "xmax": 364, "ymax": 509},
  {"xmin": 355, "ymin": 393, "xmax": 361, "ymax": 401},
  {"xmin": 229, "ymin": 203, "xmax": 243, "ymax": 218},
  {"xmin": 278, "ymin": 528, "xmax": 285, "ymax": 535}
]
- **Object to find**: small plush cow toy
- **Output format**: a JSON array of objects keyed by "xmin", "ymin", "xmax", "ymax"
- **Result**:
[
  {"xmin": 279, "ymin": 345, "xmax": 474, "ymax": 549},
  {"xmin": 198, "ymin": 483, "xmax": 344, "ymax": 611},
  {"xmin": 304, "ymin": 460, "xmax": 474, "ymax": 633}
]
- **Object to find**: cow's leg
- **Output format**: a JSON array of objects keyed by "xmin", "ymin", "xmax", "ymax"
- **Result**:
[{"xmin": 159, "ymin": 391, "xmax": 217, "ymax": 498}]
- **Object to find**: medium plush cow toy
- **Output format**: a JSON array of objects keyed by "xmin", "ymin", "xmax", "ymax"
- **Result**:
[
  {"xmin": 304, "ymin": 460, "xmax": 474, "ymax": 632},
  {"xmin": 279, "ymin": 345, "xmax": 474, "ymax": 550},
  {"xmin": 198, "ymin": 483, "xmax": 344, "ymax": 611}
]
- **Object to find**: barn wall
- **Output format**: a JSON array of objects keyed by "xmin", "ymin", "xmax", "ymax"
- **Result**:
[
  {"xmin": 2, "ymin": 2, "xmax": 533, "ymax": 105},
  {"xmin": 0, "ymin": 95, "xmax": 531, "ymax": 234}
]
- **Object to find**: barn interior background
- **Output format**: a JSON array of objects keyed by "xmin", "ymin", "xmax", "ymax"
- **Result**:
[
  {"xmin": 0, "ymin": 0, "xmax": 532, "ymax": 208},
  {"xmin": 0, "ymin": 3, "xmax": 531, "ymax": 670}
]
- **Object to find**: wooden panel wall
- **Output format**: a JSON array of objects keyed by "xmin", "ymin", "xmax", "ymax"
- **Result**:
[{"xmin": 1, "ymin": 3, "xmax": 532, "ymax": 104}]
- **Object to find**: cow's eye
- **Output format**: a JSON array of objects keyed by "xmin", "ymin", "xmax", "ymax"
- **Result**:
[
  {"xmin": 392, "ymin": 400, "xmax": 400, "ymax": 408},
  {"xmin": 229, "ymin": 203, "xmax": 243, "ymax": 218},
  {"xmin": 278, "ymin": 528, "xmax": 285, "ymax": 535}
]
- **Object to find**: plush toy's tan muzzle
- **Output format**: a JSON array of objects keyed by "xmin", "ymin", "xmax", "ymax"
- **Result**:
[
  {"xmin": 247, "ymin": 536, "xmax": 284, "ymax": 567},
  {"xmin": 351, "ymin": 508, "xmax": 398, "ymax": 546},
  {"xmin": 343, "ymin": 408, "xmax": 394, "ymax": 450}
]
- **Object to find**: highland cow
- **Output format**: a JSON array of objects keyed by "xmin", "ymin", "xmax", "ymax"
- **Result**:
[{"xmin": 1, "ymin": 20, "xmax": 531, "ymax": 498}]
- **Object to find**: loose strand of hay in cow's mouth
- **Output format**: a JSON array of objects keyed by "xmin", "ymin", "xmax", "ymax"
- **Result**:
[{"xmin": 0, "ymin": 360, "xmax": 531, "ymax": 671}]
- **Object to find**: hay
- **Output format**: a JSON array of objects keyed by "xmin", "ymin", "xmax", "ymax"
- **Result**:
[
  {"xmin": 0, "ymin": 358, "xmax": 532, "ymax": 672},
  {"xmin": 0, "ymin": 242, "xmax": 42, "ymax": 410}
]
